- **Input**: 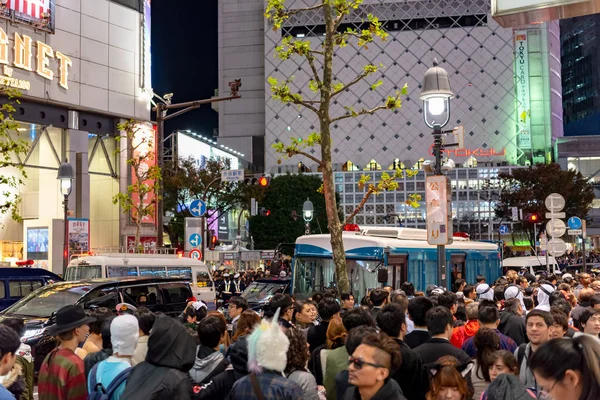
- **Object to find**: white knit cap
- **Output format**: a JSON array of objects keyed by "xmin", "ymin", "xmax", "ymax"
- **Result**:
[{"xmin": 110, "ymin": 314, "xmax": 139, "ymax": 357}]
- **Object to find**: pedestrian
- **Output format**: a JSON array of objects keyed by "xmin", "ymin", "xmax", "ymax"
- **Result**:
[
  {"xmin": 481, "ymin": 350, "xmax": 535, "ymax": 400},
  {"xmin": 535, "ymin": 284, "xmax": 555, "ymax": 312},
  {"xmin": 227, "ymin": 296, "xmax": 248, "ymax": 336},
  {"xmin": 87, "ymin": 314, "xmax": 139, "ymax": 399},
  {"xmin": 529, "ymin": 336, "xmax": 600, "ymax": 400},
  {"xmin": 575, "ymin": 308, "xmax": 600, "ymax": 337},
  {"xmin": 451, "ymin": 302, "xmax": 480, "ymax": 349},
  {"xmin": 472, "ymin": 328, "xmax": 500, "ymax": 399},
  {"xmin": 284, "ymin": 328, "xmax": 319, "ymax": 400},
  {"xmin": 514, "ymin": 310, "xmax": 554, "ymax": 391},
  {"xmin": 549, "ymin": 309, "xmax": 569, "ymax": 339},
  {"xmin": 498, "ymin": 299, "xmax": 527, "ymax": 345},
  {"xmin": 0, "ymin": 325, "xmax": 21, "ymax": 400},
  {"xmin": 132, "ymin": 307, "xmax": 155, "ymax": 366},
  {"xmin": 293, "ymin": 300, "xmax": 319, "ymax": 330},
  {"xmin": 0, "ymin": 318, "xmax": 33, "ymax": 400},
  {"xmin": 571, "ymin": 288, "xmax": 594, "ymax": 328},
  {"xmin": 341, "ymin": 293, "xmax": 356, "ymax": 312},
  {"xmin": 122, "ymin": 314, "xmax": 196, "ymax": 400},
  {"xmin": 38, "ymin": 305, "xmax": 96, "ymax": 400},
  {"xmin": 477, "ymin": 284, "xmax": 494, "ymax": 301},
  {"xmin": 231, "ymin": 310, "xmax": 261, "ymax": 342},
  {"xmin": 462, "ymin": 306, "xmax": 517, "ymax": 358},
  {"xmin": 189, "ymin": 315, "xmax": 229, "ymax": 385},
  {"xmin": 425, "ymin": 356, "xmax": 473, "ymax": 400},
  {"xmin": 227, "ymin": 309, "xmax": 303, "ymax": 400},
  {"xmin": 307, "ymin": 298, "xmax": 340, "ymax": 352},
  {"xmin": 76, "ymin": 308, "xmax": 112, "ymax": 360},
  {"xmin": 309, "ymin": 315, "xmax": 345, "ymax": 385},
  {"xmin": 183, "ymin": 301, "xmax": 208, "ymax": 329},
  {"xmin": 405, "ymin": 297, "xmax": 434, "ymax": 349},
  {"xmin": 267, "ymin": 294, "xmax": 295, "ymax": 329},
  {"xmin": 342, "ymin": 332, "xmax": 405, "ymax": 400},
  {"xmin": 206, "ymin": 311, "xmax": 232, "ymax": 352}
]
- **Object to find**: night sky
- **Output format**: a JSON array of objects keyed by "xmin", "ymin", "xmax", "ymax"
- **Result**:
[{"xmin": 151, "ymin": 0, "xmax": 218, "ymax": 137}]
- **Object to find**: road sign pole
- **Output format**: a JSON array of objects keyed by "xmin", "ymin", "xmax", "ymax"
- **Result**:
[{"xmin": 583, "ymin": 233, "xmax": 587, "ymax": 273}]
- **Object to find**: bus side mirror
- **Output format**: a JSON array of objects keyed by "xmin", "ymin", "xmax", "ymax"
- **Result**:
[{"xmin": 377, "ymin": 267, "xmax": 388, "ymax": 283}]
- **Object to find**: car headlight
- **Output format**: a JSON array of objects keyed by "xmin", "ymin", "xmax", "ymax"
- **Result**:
[{"xmin": 22, "ymin": 328, "xmax": 45, "ymax": 341}]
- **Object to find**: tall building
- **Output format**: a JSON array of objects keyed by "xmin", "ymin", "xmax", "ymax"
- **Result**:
[
  {"xmin": 217, "ymin": 0, "xmax": 563, "ymax": 245},
  {"xmin": 0, "ymin": 0, "xmax": 153, "ymax": 271},
  {"xmin": 561, "ymin": 14, "xmax": 600, "ymax": 136}
]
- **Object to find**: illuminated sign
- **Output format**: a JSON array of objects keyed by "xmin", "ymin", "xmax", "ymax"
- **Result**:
[
  {"xmin": 429, "ymin": 145, "xmax": 507, "ymax": 157},
  {"xmin": 514, "ymin": 30, "xmax": 531, "ymax": 150},
  {"xmin": 425, "ymin": 175, "xmax": 453, "ymax": 245},
  {"xmin": 0, "ymin": 29, "xmax": 71, "ymax": 90}
]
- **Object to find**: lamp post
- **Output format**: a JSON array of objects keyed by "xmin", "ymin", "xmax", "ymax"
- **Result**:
[
  {"xmin": 303, "ymin": 198, "xmax": 314, "ymax": 235},
  {"xmin": 57, "ymin": 160, "xmax": 74, "ymax": 275},
  {"xmin": 420, "ymin": 59, "xmax": 454, "ymax": 290}
]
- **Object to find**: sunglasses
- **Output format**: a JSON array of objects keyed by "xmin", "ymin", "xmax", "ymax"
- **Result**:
[{"xmin": 348, "ymin": 357, "xmax": 385, "ymax": 370}]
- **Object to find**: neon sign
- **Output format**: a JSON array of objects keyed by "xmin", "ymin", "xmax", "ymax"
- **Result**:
[{"xmin": 429, "ymin": 145, "xmax": 506, "ymax": 157}]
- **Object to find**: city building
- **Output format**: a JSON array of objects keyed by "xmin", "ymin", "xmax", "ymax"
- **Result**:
[
  {"xmin": 0, "ymin": 0, "xmax": 153, "ymax": 271},
  {"xmin": 217, "ymin": 0, "xmax": 562, "ymax": 246},
  {"xmin": 561, "ymin": 13, "xmax": 600, "ymax": 136}
]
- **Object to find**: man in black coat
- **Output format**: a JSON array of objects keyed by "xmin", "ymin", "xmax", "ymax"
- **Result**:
[
  {"xmin": 414, "ymin": 306, "xmax": 473, "ymax": 390},
  {"xmin": 376, "ymin": 303, "xmax": 430, "ymax": 400},
  {"xmin": 498, "ymin": 298, "xmax": 528, "ymax": 345},
  {"xmin": 404, "ymin": 297, "xmax": 434, "ymax": 349},
  {"xmin": 307, "ymin": 298, "xmax": 340, "ymax": 352}
]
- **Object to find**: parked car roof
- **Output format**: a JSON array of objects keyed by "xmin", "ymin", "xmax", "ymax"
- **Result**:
[{"xmin": 0, "ymin": 268, "xmax": 62, "ymax": 279}]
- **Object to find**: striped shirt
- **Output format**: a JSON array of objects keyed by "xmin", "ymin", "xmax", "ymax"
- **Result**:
[{"xmin": 38, "ymin": 348, "xmax": 87, "ymax": 400}]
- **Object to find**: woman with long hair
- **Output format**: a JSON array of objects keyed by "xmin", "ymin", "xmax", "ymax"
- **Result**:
[
  {"xmin": 482, "ymin": 350, "xmax": 535, "ymax": 400},
  {"xmin": 472, "ymin": 328, "xmax": 500, "ymax": 399},
  {"xmin": 207, "ymin": 311, "xmax": 232, "ymax": 351},
  {"xmin": 284, "ymin": 327, "xmax": 319, "ymax": 400},
  {"xmin": 325, "ymin": 316, "xmax": 347, "ymax": 350},
  {"xmin": 529, "ymin": 336, "xmax": 600, "ymax": 400},
  {"xmin": 426, "ymin": 355, "xmax": 474, "ymax": 400},
  {"xmin": 231, "ymin": 310, "xmax": 260, "ymax": 342}
]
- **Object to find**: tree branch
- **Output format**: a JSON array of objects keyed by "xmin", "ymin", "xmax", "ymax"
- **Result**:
[
  {"xmin": 306, "ymin": 55, "xmax": 322, "ymax": 88},
  {"xmin": 344, "ymin": 188, "xmax": 375, "ymax": 225},
  {"xmin": 331, "ymin": 71, "xmax": 368, "ymax": 97},
  {"xmin": 286, "ymin": 149, "xmax": 322, "ymax": 166},
  {"xmin": 331, "ymin": 105, "xmax": 388, "ymax": 123}
]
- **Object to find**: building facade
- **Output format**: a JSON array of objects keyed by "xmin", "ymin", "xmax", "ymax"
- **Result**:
[{"xmin": 0, "ymin": 0, "xmax": 152, "ymax": 271}]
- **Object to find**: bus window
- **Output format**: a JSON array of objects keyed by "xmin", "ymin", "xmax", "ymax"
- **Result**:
[
  {"xmin": 167, "ymin": 267, "xmax": 192, "ymax": 280},
  {"xmin": 196, "ymin": 271, "xmax": 211, "ymax": 287},
  {"xmin": 66, "ymin": 265, "xmax": 102, "ymax": 280},
  {"xmin": 107, "ymin": 266, "xmax": 138, "ymax": 278},
  {"xmin": 139, "ymin": 267, "xmax": 167, "ymax": 277}
]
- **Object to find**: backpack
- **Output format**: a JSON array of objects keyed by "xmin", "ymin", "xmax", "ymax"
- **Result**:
[
  {"xmin": 516, "ymin": 343, "xmax": 528, "ymax": 368},
  {"xmin": 88, "ymin": 363, "xmax": 131, "ymax": 400}
]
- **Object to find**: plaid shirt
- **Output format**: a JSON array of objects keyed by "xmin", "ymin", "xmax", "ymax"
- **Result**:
[
  {"xmin": 462, "ymin": 329, "xmax": 518, "ymax": 358},
  {"xmin": 227, "ymin": 371, "xmax": 303, "ymax": 400}
]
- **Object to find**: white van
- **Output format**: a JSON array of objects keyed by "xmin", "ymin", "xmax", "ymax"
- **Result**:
[
  {"xmin": 502, "ymin": 256, "xmax": 561, "ymax": 276},
  {"xmin": 65, "ymin": 254, "xmax": 214, "ymax": 303}
]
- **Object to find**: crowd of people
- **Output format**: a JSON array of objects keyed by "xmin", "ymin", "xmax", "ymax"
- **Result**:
[{"xmin": 1, "ymin": 269, "xmax": 600, "ymax": 399}]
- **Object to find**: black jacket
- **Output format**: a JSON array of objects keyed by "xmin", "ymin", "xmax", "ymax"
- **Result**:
[
  {"xmin": 498, "ymin": 311, "xmax": 527, "ymax": 345},
  {"xmin": 342, "ymin": 378, "xmax": 407, "ymax": 400},
  {"xmin": 404, "ymin": 330, "xmax": 430, "ymax": 349},
  {"xmin": 392, "ymin": 339, "xmax": 430, "ymax": 400},
  {"xmin": 414, "ymin": 338, "xmax": 473, "ymax": 391},
  {"xmin": 307, "ymin": 321, "xmax": 330, "ymax": 353},
  {"xmin": 196, "ymin": 336, "xmax": 249, "ymax": 400},
  {"xmin": 122, "ymin": 315, "xmax": 197, "ymax": 400}
]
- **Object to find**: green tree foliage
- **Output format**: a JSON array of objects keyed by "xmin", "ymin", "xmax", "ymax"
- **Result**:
[
  {"xmin": 249, "ymin": 174, "xmax": 337, "ymax": 251},
  {"xmin": 266, "ymin": 0, "xmax": 410, "ymax": 293},
  {"xmin": 162, "ymin": 157, "xmax": 265, "ymax": 246},
  {"xmin": 0, "ymin": 88, "xmax": 28, "ymax": 222},
  {"xmin": 496, "ymin": 163, "xmax": 594, "ymax": 248},
  {"xmin": 113, "ymin": 120, "xmax": 162, "ymax": 251}
]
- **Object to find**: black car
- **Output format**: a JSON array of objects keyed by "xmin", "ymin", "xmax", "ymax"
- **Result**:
[
  {"xmin": 241, "ymin": 277, "xmax": 292, "ymax": 313},
  {"xmin": 0, "ymin": 277, "xmax": 192, "ymax": 372}
]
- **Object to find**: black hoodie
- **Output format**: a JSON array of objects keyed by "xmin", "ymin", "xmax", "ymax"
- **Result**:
[
  {"xmin": 342, "ymin": 378, "xmax": 407, "ymax": 400},
  {"xmin": 122, "ymin": 314, "xmax": 197, "ymax": 400},
  {"xmin": 498, "ymin": 310, "xmax": 527, "ymax": 345},
  {"xmin": 196, "ymin": 336, "xmax": 249, "ymax": 399}
]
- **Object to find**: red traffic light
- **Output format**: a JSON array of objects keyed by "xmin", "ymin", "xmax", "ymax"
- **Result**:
[
  {"xmin": 258, "ymin": 176, "xmax": 270, "ymax": 187},
  {"xmin": 530, "ymin": 214, "xmax": 538, "ymax": 222}
]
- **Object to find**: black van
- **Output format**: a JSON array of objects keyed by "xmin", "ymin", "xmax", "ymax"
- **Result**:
[
  {"xmin": 0, "ymin": 277, "xmax": 192, "ymax": 372},
  {"xmin": 0, "ymin": 268, "xmax": 62, "ymax": 311}
]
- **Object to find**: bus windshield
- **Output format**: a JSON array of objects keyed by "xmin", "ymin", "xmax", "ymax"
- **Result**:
[
  {"xmin": 4, "ymin": 282, "xmax": 93, "ymax": 317},
  {"xmin": 65, "ymin": 265, "xmax": 102, "ymax": 280}
]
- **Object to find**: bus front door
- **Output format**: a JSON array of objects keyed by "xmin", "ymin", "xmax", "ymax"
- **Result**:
[{"xmin": 387, "ymin": 255, "xmax": 408, "ymax": 290}]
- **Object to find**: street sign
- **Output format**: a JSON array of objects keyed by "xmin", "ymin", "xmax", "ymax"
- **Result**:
[
  {"xmin": 427, "ymin": 222, "xmax": 451, "ymax": 245},
  {"xmin": 568, "ymin": 217, "xmax": 582, "ymax": 230},
  {"xmin": 221, "ymin": 169, "xmax": 244, "ymax": 182},
  {"xmin": 251, "ymin": 198, "xmax": 257, "ymax": 216},
  {"xmin": 189, "ymin": 249, "xmax": 202, "ymax": 260},
  {"xmin": 511, "ymin": 207, "xmax": 518, "ymax": 222},
  {"xmin": 547, "ymin": 238, "xmax": 567, "ymax": 257},
  {"xmin": 499, "ymin": 225, "xmax": 509, "ymax": 235},
  {"xmin": 568, "ymin": 229, "xmax": 583, "ymax": 235},
  {"xmin": 546, "ymin": 219, "xmax": 566, "ymax": 237},
  {"xmin": 545, "ymin": 193, "xmax": 565, "ymax": 212},
  {"xmin": 190, "ymin": 199, "xmax": 206, "ymax": 217},
  {"xmin": 545, "ymin": 212, "xmax": 566, "ymax": 219},
  {"xmin": 188, "ymin": 233, "xmax": 202, "ymax": 247},
  {"xmin": 426, "ymin": 176, "xmax": 452, "ymax": 245}
]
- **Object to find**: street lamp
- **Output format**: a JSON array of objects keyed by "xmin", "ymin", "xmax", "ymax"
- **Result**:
[
  {"xmin": 57, "ymin": 160, "xmax": 74, "ymax": 275},
  {"xmin": 420, "ymin": 59, "xmax": 454, "ymax": 290},
  {"xmin": 303, "ymin": 198, "xmax": 314, "ymax": 235}
]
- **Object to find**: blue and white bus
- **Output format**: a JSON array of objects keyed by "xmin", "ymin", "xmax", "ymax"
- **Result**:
[{"xmin": 292, "ymin": 226, "xmax": 501, "ymax": 300}]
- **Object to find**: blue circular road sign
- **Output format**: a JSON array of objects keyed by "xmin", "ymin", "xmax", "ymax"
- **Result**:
[
  {"xmin": 190, "ymin": 199, "xmax": 206, "ymax": 217},
  {"xmin": 499, "ymin": 225, "xmax": 509, "ymax": 235},
  {"xmin": 568, "ymin": 217, "xmax": 582, "ymax": 230},
  {"xmin": 188, "ymin": 233, "xmax": 202, "ymax": 247}
]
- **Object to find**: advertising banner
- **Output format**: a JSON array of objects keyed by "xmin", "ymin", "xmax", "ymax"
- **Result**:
[
  {"xmin": 130, "ymin": 122, "xmax": 157, "ymax": 225},
  {"xmin": 67, "ymin": 219, "xmax": 89, "ymax": 257},
  {"xmin": 126, "ymin": 236, "xmax": 157, "ymax": 253},
  {"xmin": 425, "ymin": 176, "xmax": 453, "ymax": 245},
  {"xmin": 514, "ymin": 31, "xmax": 532, "ymax": 150}
]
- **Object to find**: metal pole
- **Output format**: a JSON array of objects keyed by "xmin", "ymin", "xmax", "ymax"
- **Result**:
[
  {"xmin": 433, "ymin": 124, "xmax": 447, "ymax": 290},
  {"xmin": 533, "ymin": 223, "xmax": 537, "ymax": 256},
  {"xmin": 63, "ymin": 195, "xmax": 69, "ymax": 276},
  {"xmin": 546, "ymin": 221, "xmax": 551, "ymax": 274},
  {"xmin": 582, "ymin": 235, "xmax": 587, "ymax": 273},
  {"xmin": 156, "ymin": 103, "xmax": 165, "ymax": 248},
  {"xmin": 305, "ymin": 222, "xmax": 311, "ymax": 235}
]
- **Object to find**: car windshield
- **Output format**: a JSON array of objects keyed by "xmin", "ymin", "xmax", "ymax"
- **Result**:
[
  {"xmin": 3, "ymin": 282, "xmax": 94, "ymax": 317},
  {"xmin": 65, "ymin": 265, "xmax": 102, "ymax": 280},
  {"xmin": 242, "ymin": 281, "xmax": 289, "ymax": 303}
]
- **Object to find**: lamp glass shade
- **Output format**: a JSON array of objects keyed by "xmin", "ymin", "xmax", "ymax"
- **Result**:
[
  {"xmin": 57, "ymin": 161, "xmax": 74, "ymax": 196},
  {"xmin": 302, "ymin": 198, "xmax": 314, "ymax": 222}
]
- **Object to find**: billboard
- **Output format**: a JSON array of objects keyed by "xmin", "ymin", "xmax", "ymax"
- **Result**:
[
  {"xmin": 67, "ymin": 219, "xmax": 90, "ymax": 257},
  {"xmin": 2, "ymin": 0, "xmax": 55, "ymax": 31},
  {"xmin": 492, "ymin": 0, "xmax": 600, "ymax": 27},
  {"xmin": 177, "ymin": 132, "xmax": 239, "ymax": 169},
  {"xmin": 514, "ymin": 31, "xmax": 532, "ymax": 151},
  {"xmin": 26, "ymin": 227, "xmax": 49, "ymax": 260},
  {"xmin": 131, "ymin": 122, "xmax": 157, "ymax": 225}
]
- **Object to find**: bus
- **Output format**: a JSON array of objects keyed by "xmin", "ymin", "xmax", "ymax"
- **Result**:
[
  {"xmin": 292, "ymin": 226, "xmax": 501, "ymax": 301},
  {"xmin": 65, "ymin": 254, "xmax": 215, "ymax": 303}
]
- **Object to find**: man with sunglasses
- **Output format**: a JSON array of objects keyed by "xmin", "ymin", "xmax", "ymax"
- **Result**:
[{"xmin": 343, "ymin": 332, "xmax": 405, "ymax": 400}]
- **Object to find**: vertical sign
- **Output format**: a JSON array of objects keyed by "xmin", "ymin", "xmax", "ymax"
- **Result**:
[
  {"xmin": 141, "ymin": 0, "xmax": 152, "ymax": 91},
  {"xmin": 218, "ymin": 213, "xmax": 229, "ymax": 240},
  {"xmin": 130, "ymin": 122, "xmax": 157, "ymax": 225},
  {"xmin": 67, "ymin": 219, "xmax": 90, "ymax": 258},
  {"xmin": 426, "ymin": 176, "xmax": 452, "ymax": 245},
  {"xmin": 514, "ymin": 30, "xmax": 532, "ymax": 150}
]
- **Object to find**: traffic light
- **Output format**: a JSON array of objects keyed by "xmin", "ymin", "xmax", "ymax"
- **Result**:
[
  {"xmin": 525, "ymin": 213, "xmax": 540, "ymax": 223},
  {"xmin": 259, "ymin": 207, "xmax": 271, "ymax": 216},
  {"xmin": 210, "ymin": 235, "xmax": 217, "ymax": 250},
  {"xmin": 258, "ymin": 175, "xmax": 271, "ymax": 187},
  {"xmin": 244, "ymin": 174, "xmax": 271, "ymax": 187}
]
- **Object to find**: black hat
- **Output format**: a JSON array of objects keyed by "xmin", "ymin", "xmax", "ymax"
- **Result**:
[{"xmin": 47, "ymin": 305, "xmax": 96, "ymax": 336}]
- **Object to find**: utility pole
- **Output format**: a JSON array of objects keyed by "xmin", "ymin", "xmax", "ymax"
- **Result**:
[{"xmin": 153, "ymin": 80, "xmax": 242, "ymax": 247}]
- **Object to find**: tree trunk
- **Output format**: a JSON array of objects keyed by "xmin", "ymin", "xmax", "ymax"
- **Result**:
[{"xmin": 320, "ymin": 4, "xmax": 349, "ymax": 294}]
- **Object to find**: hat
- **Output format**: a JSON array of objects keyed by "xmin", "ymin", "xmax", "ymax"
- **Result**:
[
  {"xmin": 47, "ymin": 305, "xmax": 96, "ymax": 336},
  {"xmin": 279, "ymin": 271, "xmax": 287, "ymax": 278},
  {"xmin": 234, "ymin": 273, "xmax": 240, "ymax": 279},
  {"xmin": 223, "ymin": 273, "xmax": 230, "ymax": 278},
  {"xmin": 247, "ymin": 308, "xmax": 289, "ymax": 373},
  {"xmin": 110, "ymin": 314, "xmax": 139, "ymax": 356},
  {"xmin": 431, "ymin": 288, "xmax": 445, "ymax": 296},
  {"xmin": 562, "ymin": 273, "xmax": 573, "ymax": 280},
  {"xmin": 116, "ymin": 303, "xmax": 137, "ymax": 315},
  {"xmin": 191, "ymin": 301, "xmax": 207, "ymax": 311}
]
